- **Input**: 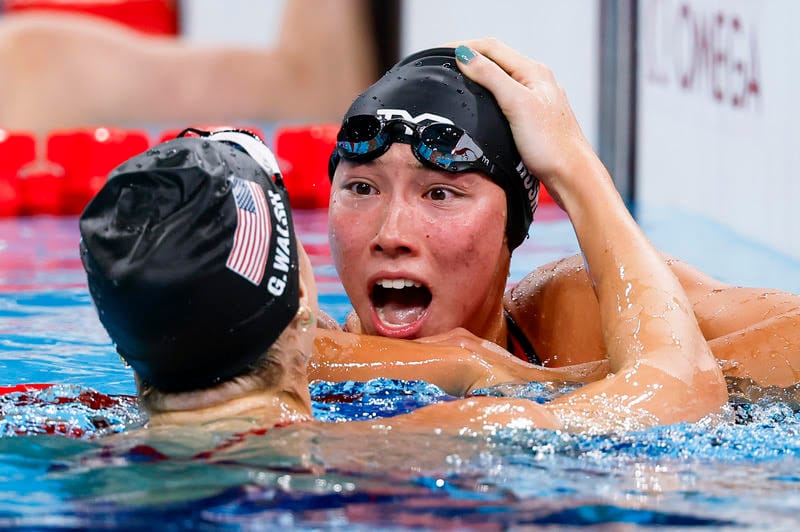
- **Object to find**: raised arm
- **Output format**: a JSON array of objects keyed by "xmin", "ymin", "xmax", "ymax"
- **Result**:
[
  {"xmin": 506, "ymin": 253, "xmax": 800, "ymax": 387},
  {"xmin": 311, "ymin": 328, "xmax": 607, "ymax": 397},
  {"xmin": 448, "ymin": 39, "xmax": 727, "ymax": 426},
  {"xmin": 0, "ymin": 0, "xmax": 377, "ymax": 135}
]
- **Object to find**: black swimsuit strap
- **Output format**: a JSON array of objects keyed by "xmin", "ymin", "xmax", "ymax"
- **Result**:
[{"xmin": 505, "ymin": 310, "xmax": 542, "ymax": 366}]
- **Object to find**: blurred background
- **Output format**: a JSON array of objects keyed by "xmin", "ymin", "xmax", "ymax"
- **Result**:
[{"xmin": 0, "ymin": 0, "xmax": 798, "ymax": 262}]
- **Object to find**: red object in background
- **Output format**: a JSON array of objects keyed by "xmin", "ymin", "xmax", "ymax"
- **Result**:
[
  {"xmin": 274, "ymin": 124, "xmax": 337, "ymax": 209},
  {"xmin": 16, "ymin": 160, "xmax": 65, "ymax": 215},
  {"xmin": 0, "ymin": 383, "xmax": 53, "ymax": 395},
  {"xmin": 46, "ymin": 128, "xmax": 150, "ymax": 215},
  {"xmin": 0, "ymin": 130, "xmax": 37, "ymax": 216},
  {"xmin": 539, "ymin": 184, "xmax": 555, "ymax": 205},
  {"xmin": 157, "ymin": 125, "xmax": 266, "ymax": 144},
  {"xmin": 4, "ymin": 0, "xmax": 178, "ymax": 36}
]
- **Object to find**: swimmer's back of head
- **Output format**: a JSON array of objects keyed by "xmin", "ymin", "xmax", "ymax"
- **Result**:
[{"xmin": 80, "ymin": 131, "xmax": 299, "ymax": 393}]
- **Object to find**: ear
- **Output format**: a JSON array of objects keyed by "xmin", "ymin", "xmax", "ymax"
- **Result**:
[{"xmin": 297, "ymin": 270, "xmax": 310, "ymax": 308}]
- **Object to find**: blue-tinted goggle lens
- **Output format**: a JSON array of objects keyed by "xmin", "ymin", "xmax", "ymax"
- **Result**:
[{"xmin": 334, "ymin": 115, "xmax": 493, "ymax": 174}]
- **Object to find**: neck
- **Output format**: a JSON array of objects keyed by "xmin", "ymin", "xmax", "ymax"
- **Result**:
[
  {"xmin": 147, "ymin": 389, "xmax": 313, "ymax": 429},
  {"xmin": 480, "ymin": 300, "xmax": 510, "ymax": 348},
  {"xmin": 466, "ymin": 274, "xmax": 509, "ymax": 347}
]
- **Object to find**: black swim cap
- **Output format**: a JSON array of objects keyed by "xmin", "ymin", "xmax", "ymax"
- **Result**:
[
  {"xmin": 79, "ymin": 132, "xmax": 299, "ymax": 393},
  {"xmin": 331, "ymin": 47, "xmax": 539, "ymax": 250}
]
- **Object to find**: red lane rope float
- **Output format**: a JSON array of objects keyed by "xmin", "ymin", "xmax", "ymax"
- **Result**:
[{"xmin": 0, "ymin": 383, "xmax": 54, "ymax": 395}]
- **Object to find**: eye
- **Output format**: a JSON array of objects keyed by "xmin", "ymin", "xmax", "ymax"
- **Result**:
[
  {"xmin": 345, "ymin": 181, "xmax": 378, "ymax": 196},
  {"xmin": 425, "ymin": 187, "xmax": 456, "ymax": 201}
]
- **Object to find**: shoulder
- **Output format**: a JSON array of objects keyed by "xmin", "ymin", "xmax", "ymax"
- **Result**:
[{"xmin": 503, "ymin": 254, "xmax": 604, "ymax": 366}]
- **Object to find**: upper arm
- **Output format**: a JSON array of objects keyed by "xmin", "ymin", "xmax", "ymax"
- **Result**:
[
  {"xmin": 667, "ymin": 256, "xmax": 800, "ymax": 339},
  {"xmin": 547, "ymin": 348, "xmax": 728, "ymax": 432},
  {"xmin": 389, "ymin": 396, "xmax": 563, "ymax": 433},
  {"xmin": 506, "ymin": 253, "xmax": 800, "ymax": 363}
]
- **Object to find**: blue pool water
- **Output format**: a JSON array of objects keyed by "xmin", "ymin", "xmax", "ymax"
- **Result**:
[{"xmin": 1, "ymin": 208, "xmax": 800, "ymax": 530}]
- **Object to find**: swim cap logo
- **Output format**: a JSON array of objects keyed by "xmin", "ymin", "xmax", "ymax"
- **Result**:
[
  {"xmin": 377, "ymin": 109, "xmax": 454, "ymax": 126},
  {"xmin": 266, "ymin": 189, "xmax": 292, "ymax": 297},
  {"xmin": 452, "ymin": 133, "xmax": 484, "ymax": 162},
  {"xmin": 516, "ymin": 162, "xmax": 539, "ymax": 216},
  {"xmin": 226, "ymin": 178, "xmax": 271, "ymax": 286}
]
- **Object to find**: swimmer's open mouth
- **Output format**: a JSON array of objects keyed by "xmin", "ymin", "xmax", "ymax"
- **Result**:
[{"xmin": 371, "ymin": 279, "xmax": 432, "ymax": 328}]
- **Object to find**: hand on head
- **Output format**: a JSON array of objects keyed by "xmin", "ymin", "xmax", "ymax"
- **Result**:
[{"xmin": 450, "ymin": 38, "xmax": 604, "ymax": 210}]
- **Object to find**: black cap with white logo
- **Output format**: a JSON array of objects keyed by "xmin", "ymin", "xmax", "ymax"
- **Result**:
[
  {"xmin": 333, "ymin": 47, "xmax": 539, "ymax": 250},
  {"xmin": 79, "ymin": 132, "xmax": 299, "ymax": 393}
]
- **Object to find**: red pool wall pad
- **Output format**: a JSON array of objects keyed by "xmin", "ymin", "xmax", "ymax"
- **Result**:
[
  {"xmin": 3, "ymin": 0, "xmax": 179, "ymax": 36},
  {"xmin": 274, "ymin": 125, "xmax": 338, "ymax": 209},
  {"xmin": 48, "ymin": 128, "xmax": 151, "ymax": 215},
  {"xmin": 0, "ymin": 131, "xmax": 35, "ymax": 216},
  {"xmin": 0, "ymin": 124, "xmax": 555, "ymax": 217}
]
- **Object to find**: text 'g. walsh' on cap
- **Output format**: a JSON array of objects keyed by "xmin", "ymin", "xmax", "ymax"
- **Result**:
[{"xmin": 79, "ymin": 131, "xmax": 299, "ymax": 393}]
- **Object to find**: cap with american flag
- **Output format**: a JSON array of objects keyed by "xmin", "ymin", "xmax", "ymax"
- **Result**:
[{"xmin": 79, "ymin": 132, "xmax": 299, "ymax": 393}]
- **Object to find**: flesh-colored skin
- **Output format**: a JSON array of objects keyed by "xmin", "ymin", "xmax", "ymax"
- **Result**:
[
  {"xmin": 318, "ymin": 38, "xmax": 730, "ymax": 425},
  {"xmin": 0, "ymin": 0, "xmax": 377, "ymax": 137},
  {"xmin": 329, "ymin": 144, "xmax": 511, "ymax": 345},
  {"xmin": 330, "ymin": 37, "xmax": 800, "ymax": 390},
  {"xmin": 147, "ymin": 240, "xmax": 720, "ymax": 434},
  {"xmin": 310, "ymin": 327, "xmax": 609, "ymax": 397},
  {"xmin": 506, "ymin": 253, "xmax": 800, "ymax": 386}
]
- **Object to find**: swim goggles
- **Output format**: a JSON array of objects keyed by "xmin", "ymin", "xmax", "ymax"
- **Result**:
[
  {"xmin": 328, "ymin": 114, "xmax": 508, "ymax": 181},
  {"xmin": 177, "ymin": 127, "xmax": 284, "ymax": 183}
]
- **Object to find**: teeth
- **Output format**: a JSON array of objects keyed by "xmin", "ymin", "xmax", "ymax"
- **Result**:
[{"xmin": 377, "ymin": 279, "xmax": 422, "ymax": 289}]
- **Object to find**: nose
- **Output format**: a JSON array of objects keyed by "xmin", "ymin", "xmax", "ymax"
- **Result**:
[{"xmin": 371, "ymin": 195, "xmax": 418, "ymax": 257}]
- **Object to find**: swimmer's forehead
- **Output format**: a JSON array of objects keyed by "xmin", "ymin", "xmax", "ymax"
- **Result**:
[{"xmin": 337, "ymin": 156, "xmax": 492, "ymax": 187}]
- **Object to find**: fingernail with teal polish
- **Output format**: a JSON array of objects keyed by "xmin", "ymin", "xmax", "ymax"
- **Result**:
[{"xmin": 455, "ymin": 45, "xmax": 476, "ymax": 64}]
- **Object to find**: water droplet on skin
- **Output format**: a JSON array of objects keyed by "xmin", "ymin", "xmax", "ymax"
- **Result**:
[
  {"xmin": 443, "ymin": 62, "xmax": 451, "ymax": 68},
  {"xmin": 461, "ymin": 102, "xmax": 468, "ymax": 108},
  {"xmin": 372, "ymin": 96, "xmax": 378, "ymax": 100},
  {"xmin": 457, "ymin": 89, "xmax": 464, "ymax": 94},
  {"xmin": 414, "ymin": 61, "xmax": 423, "ymax": 67},
  {"xmin": 135, "ymin": 163, "xmax": 142, "ymax": 169}
]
